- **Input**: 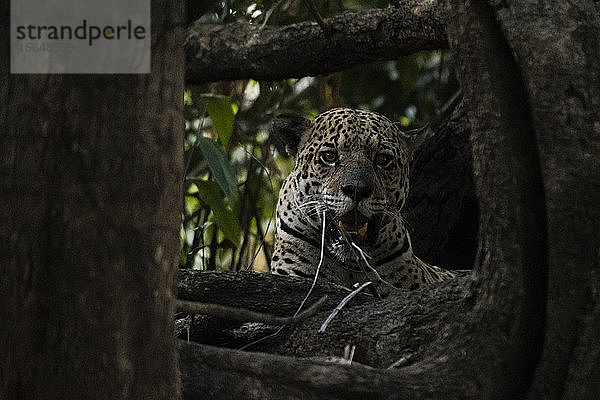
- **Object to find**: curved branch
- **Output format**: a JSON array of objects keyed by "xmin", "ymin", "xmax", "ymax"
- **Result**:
[{"xmin": 185, "ymin": 0, "xmax": 448, "ymax": 84}]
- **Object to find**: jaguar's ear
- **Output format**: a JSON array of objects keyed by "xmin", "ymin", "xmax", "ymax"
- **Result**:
[
  {"xmin": 402, "ymin": 123, "xmax": 433, "ymax": 160},
  {"xmin": 269, "ymin": 114, "xmax": 312, "ymax": 157}
]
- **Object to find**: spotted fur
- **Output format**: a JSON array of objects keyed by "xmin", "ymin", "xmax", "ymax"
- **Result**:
[{"xmin": 271, "ymin": 108, "xmax": 457, "ymax": 296}]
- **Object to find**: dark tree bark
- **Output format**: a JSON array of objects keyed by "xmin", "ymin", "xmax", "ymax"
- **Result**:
[
  {"xmin": 0, "ymin": 1, "xmax": 184, "ymax": 399},
  {"xmin": 177, "ymin": 270, "xmax": 472, "ymax": 367},
  {"xmin": 176, "ymin": 1, "xmax": 600, "ymax": 399},
  {"xmin": 490, "ymin": 2, "xmax": 600, "ymax": 398},
  {"xmin": 407, "ymin": 101, "xmax": 478, "ymax": 268},
  {"xmin": 185, "ymin": 0, "xmax": 448, "ymax": 84},
  {"xmin": 447, "ymin": 2, "xmax": 548, "ymax": 396}
]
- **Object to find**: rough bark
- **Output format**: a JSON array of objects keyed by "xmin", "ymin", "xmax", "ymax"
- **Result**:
[
  {"xmin": 178, "ymin": 335, "xmax": 470, "ymax": 400},
  {"xmin": 447, "ymin": 1, "xmax": 548, "ymax": 396},
  {"xmin": 176, "ymin": 270, "xmax": 374, "ymax": 346},
  {"xmin": 178, "ymin": 271, "xmax": 476, "ymax": 399},
  {"xmin": 490, "ymin": 2, "xmax": 600, "ymax": 398},
  {"xmin": 178, "ymin": 270, "xmax": 373, "ymax": 315},
  {"xmin": 185, "ymin": 0, "xmax": 448, "ymax": 84},
  {"xmin": 0, "ymin": 1, "xmax": 184, "ymax": 399}
]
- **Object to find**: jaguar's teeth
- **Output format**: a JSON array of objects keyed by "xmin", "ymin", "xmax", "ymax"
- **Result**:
[
  {"xmin": 337, "ymin": 221, "xmax": 368, "ymax": 238},
  {"xmin": 337, "ymin": 220, "xmax": 348, "ymax": 236},
  {"xmin": 357, "ymin": 222, "xmax": 368, "ymax": 237}
]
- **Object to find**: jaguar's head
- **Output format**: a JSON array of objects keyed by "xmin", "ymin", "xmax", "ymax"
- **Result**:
[{"xmin": 272, "ymin": 108, "xmax": 429, "ymax": 262}]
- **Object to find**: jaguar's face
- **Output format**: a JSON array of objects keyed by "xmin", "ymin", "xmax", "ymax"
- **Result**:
[{"xmin": 289, "ymin": 108, "xmax": 425, "ymax": 262}]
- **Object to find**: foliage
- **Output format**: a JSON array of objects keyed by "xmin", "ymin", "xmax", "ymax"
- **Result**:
[{"xmin": 180, "ymin": 1, "xmax": 459, "ymax": 271}]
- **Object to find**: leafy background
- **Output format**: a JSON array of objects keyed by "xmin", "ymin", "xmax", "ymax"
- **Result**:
[{"xmin": 180, "ymin": 0, "xmax": 459, "ymax": 272}]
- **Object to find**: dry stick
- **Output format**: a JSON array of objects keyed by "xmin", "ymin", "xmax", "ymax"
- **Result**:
[
  {"xmin": 259, "ymin": 0, "xmax": 285, "ymax": 31},
  {"xmin": 387, "ymin": 354, "xmax": 413, "ymax": 369},
  {"xmin": 344, "ymin": 345, "xmax": 356, "ymax": 363},
  {"xmin": 301, "ymin": 0, "xmax": 332, "ymax": 34},
  {"xmin": 239, "ymin": 211, "xmax": 328, "ymax": 350},
  {"xmin": 176, "ymin": 295, "xmax": 328, "ymax": 325},
  {"xmin": 351, "ymin": 242, "xmax": 396, "ymax": 289},
  {"xmin": 318, "ymin": 281, "xmax": 372, "ymax": 333}
]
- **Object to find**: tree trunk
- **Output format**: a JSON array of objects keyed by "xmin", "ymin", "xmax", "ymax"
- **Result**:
[
  {"xmin": 0, "ymin": 1, "xmax": 184, "ymax": 398},
  {"xmin": 176, "ymin": 1, "xmax": 600, "ymax": 399},
  {"xmin": 448, "ymin": 1, "xmax": 548, "ymax": 396},
  {"xmin": 490, "ymin": 2, "xmax": 600, "ymax": 398}
]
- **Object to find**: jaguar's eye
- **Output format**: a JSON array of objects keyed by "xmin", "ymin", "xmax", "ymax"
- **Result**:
[
  {"xmin": 375, "ymin": 152, "xmax": 393, "ymax": 168},
  {"xmin": 320, "ymin": 150, "xmax": 338, "ymax": 165}
]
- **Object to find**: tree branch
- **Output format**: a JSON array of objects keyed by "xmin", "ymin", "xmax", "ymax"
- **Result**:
[
  {"xmin": 178, "ymin": 340, "xmax": 465, "ymax": 400},
  {"xmin": 176, "ymin": 295, "xmax": 328, "ymax": 325},
  {"xmin": 178, "ymin": 270, "xmax": 379, "ymax": 310},
  {"xmin": 185, "ymin": 0, "xmax": 448, "ymax": 84},
  {"xmin": 177, "ymin": 272, "xmax": 477, "ymax": 399},
  {"xmin": 176, "ymin": 269, "xmax": 476, "ymax": 363}
]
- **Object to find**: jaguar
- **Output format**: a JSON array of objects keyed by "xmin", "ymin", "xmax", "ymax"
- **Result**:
[{"xmin": 270, "ymin": 108, "xmax": 458, "ymax": 296}]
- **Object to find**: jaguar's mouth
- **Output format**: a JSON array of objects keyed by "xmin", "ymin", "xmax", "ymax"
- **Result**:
[
  {"xmin": 337, "ymin": 210, "xmax": 369, "ymax": 239},
  {"xmin": 324, "ymin": 209, "xmax": 379, "ymax": 260}
]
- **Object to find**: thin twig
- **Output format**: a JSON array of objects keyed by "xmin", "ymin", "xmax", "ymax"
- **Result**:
[
  {"xmin": 346, "ymin": 239, "xmax": 382, "ymax": 297},
  {"xmin": 301, "ymin": 0, "xmax": 333, "ymax": 34},
  {"xmin": 351, "ymin": 242, "xmax": 395, "ymax": 289},
  {"xmin": 387, "ymin": 354, "xmax": 413, "ymax": 369},
  {"xmin": 318, "ymin": 281, "xmax": 372, "ymax": 333},
  {"xmin": 344, "ymin": 344, "xmax": 356, "ymax": 363},
  {"xmin": 177, "ymin": 295, "xmax": 328, "ymax": 325},
  {"xmin": 259, "ymin": 0, "xmax": 285, "ymax": 31}
]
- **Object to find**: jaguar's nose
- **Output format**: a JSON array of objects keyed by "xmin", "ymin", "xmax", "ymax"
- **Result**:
[{"xmin": 341, "ymin": 179, "xmax": 374, "ymax": 202}]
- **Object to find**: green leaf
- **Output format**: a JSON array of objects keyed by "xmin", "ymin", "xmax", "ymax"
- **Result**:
[
  {"xmin": 194, "ymin": 180, "xmax": 241, "ymax": 245},
  {"xmin": 184, "ymin": 195, "xmax": 200, "ymax": 215},
  {"xmin": 204, "ymin": 95, "xmax": 235, "ymax": 147},
  {"xmin": 197, "ymin": 137, "xmax": 238, "ymax": 199}
]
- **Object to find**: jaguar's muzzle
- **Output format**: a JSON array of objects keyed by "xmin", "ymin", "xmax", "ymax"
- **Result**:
[{"xmin": 324, "ymin": 208, "xmax": 380, "ymax": 262}]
